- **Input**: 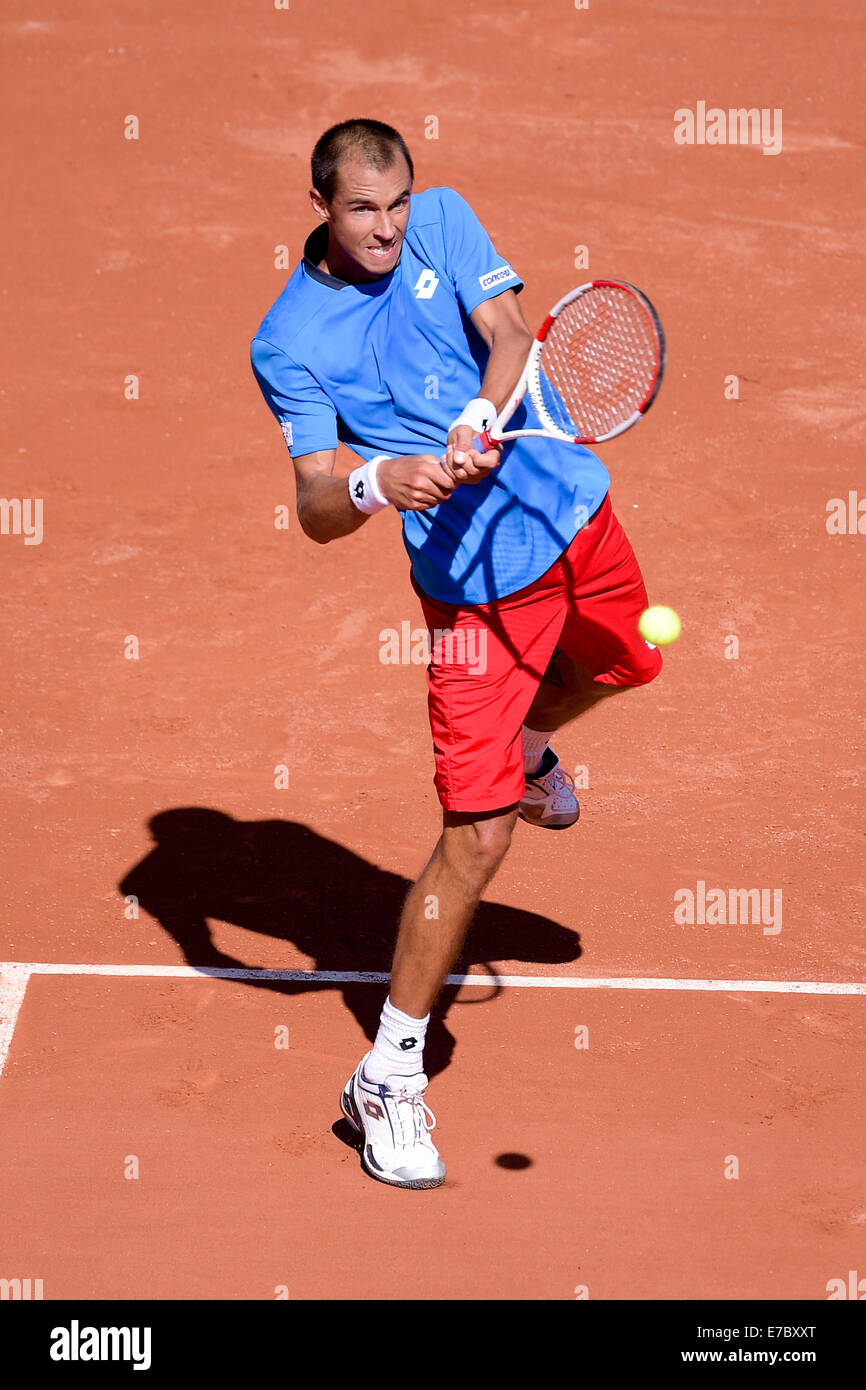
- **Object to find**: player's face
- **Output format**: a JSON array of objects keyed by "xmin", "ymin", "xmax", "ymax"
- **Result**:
[{"xmin": 317, "ymin": 156, "xmax": 412, "ymax": 280}]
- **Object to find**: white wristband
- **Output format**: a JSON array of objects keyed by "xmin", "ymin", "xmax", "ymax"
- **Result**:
[
  {"xmin": 348, "ymin": 456, "xmax": 391, "ymax": 514},
  {"xmin": 448, "ymin": 397, "xmax": 497, "ymax": 436}
]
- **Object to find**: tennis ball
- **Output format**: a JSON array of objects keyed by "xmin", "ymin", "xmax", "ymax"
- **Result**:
[{"xmin": 639, "ymin": 605, "xmax": 681, "ymax": 646}]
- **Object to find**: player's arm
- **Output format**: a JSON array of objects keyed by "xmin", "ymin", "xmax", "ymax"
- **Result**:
[
  {"xmin": 472, "ymin": 288, "xmax": 534, "ymax": 416},
  {"xmin": 444, "ymin": 289, "xmax": 533, "ymax": 483},
  {"xmin": 293, "ymin": 447, "xmax": 456, "ymax": 544}
]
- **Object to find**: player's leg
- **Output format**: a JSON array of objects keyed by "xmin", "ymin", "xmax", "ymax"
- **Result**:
[
  {"xmin": 367, "ymin": 582, "xmax": 561, "ymax": 1066},
  {"xmin": 341, "ymin": 578, "xmax": 563, "ymax": 1188},
  {"xmin": 387, "ymin": 805, "xmax": 519, "ymax": 1020},
  {"xmin": 525, "ymin": 643, "xmax": 629, "ymax": 731}
]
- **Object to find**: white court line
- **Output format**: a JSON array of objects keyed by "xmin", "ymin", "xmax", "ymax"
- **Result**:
[
  {"xmin": 0, "ymin": 962, "xmax": 861, "ymax": 1081},
  {"xmin": 3, "ymin": 961, "xmax": 865, "ymax": 994},
  {"xmin": 0, "ymin": 965, "xmax": 31, "ymax": 1080}
]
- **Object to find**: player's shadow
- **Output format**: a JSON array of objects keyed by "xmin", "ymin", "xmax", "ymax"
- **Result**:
[{"xmin": 118, "ymin": 807, "xmax": 581, "ymax": 1079}]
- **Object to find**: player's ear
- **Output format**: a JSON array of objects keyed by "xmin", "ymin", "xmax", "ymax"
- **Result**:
[{"xmin": 309, "ymin": 187, "xmax": 330, "ymax": 222}]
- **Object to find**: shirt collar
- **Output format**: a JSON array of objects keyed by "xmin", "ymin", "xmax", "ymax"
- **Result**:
[{"xmin": 302, "ymin": 225, "xmax": 350, "ymax": 289}]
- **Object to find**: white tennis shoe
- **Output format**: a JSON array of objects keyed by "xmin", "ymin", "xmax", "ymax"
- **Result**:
[
  {"xmin": 341, "ymin": 1054, "xmax": 446, "ymax": 1190},
  {"xmin": 519, "ymin": 746, "xmax": 580, "ymax": 830}
]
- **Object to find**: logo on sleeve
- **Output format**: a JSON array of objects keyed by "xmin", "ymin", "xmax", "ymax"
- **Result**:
[
  {"xmin": 478, "ymin": 265, "xmax": 515, "ymax": 291},
  {"xmin": 414, "ymin": 269, "xmax": 440, "ymax": 299}
]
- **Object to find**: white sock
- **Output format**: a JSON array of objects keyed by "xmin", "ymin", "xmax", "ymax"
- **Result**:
[
  {"xmin": 364, "ymin": 997, "xmax": 429, "ymax": 1082},
  {"xmin": 523, "ymin": 725, "xmax": 554, "ymax": 775}
]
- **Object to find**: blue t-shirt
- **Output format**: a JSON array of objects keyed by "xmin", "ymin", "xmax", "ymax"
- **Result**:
[{"xmin": 251, "ymin": 186, "xmax": 609, "ymax": 605}]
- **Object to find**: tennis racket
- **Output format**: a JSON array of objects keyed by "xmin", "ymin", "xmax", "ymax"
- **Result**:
[{"xmin": 476, "ymin": 279, "xmax": 665, "ymax": 450}]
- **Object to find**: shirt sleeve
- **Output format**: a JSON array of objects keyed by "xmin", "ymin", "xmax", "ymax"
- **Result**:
[
  {"xmin": 438, "ymin": 186, "xmax": 524, "ymax": 317},
  {"xmin": 250, "ymin": 337, "xmax": 338, "ymax": 458}
]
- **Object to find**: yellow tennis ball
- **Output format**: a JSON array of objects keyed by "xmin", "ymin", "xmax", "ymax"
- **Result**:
[{"xmin": 639, "ymin": 605, "xmax": 681, "ymax": 646}]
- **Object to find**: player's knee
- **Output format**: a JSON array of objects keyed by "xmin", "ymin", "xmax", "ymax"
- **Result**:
[
  {"xmin": 476, "ymin": 815, "xmax": 515, "ymax": 875},
  {"xmin": 449, "ymin": 812, "xmax": 515, "ymax": 882}
]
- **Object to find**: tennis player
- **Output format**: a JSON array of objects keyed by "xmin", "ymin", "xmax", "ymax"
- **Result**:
[{"xmin": 251, "ymin": 119, "xmax": 662, "ymax": 1189}]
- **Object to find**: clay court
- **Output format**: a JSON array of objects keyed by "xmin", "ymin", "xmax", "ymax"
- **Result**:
[{"xmin": 1, "ymin": 0, "xmax": 863, "ymax": 1301}]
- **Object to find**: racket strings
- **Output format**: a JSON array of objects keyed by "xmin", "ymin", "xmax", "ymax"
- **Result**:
[{"xmin": 539, "ymin": 286, "xmax": 660, "ymax": 441}]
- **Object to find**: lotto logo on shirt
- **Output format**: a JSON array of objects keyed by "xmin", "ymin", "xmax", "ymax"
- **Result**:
[
  {"xmin": 478, "ymin": 265, "xmax": 514, "ymax": 291},
  {"xmin": 414, "ymin": 270, "xmax": 440, "ymax": 299}
]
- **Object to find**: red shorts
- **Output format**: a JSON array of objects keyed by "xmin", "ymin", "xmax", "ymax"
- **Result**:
[{"xmin": 411, "ymin": 494, "xmax": 662, "ymax": 812}]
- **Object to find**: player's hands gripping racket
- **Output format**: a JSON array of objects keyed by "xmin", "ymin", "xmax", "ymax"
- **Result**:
[{"xmin": 448, "ymin": 280, "xmax": 665, "ymax": 477}]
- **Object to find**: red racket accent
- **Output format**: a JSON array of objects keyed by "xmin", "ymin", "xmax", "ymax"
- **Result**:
[{"xmin": 479, "ymin": 428, "xmax": 503, "ymax": 451}]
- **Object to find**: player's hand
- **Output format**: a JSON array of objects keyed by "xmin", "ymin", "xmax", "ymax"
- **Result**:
[
  {"xmin": 377, "ymin": 455, "xmax": 456, "ymax": 511},
  {"xmin": 442, "ymin": 424, "xmax": 503, "ymax": 484}
]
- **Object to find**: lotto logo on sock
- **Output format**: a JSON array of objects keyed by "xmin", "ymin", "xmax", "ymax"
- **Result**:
[{"xmin": 399, "ymin": 1037, "xmax": 418, "ymax": 1051}]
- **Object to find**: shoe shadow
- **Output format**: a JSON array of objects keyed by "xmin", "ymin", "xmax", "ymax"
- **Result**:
[
  {"xmin": 331, "ymin": 1117, "xmax": 361, "ymax": 1153},
  {"xmin": 118, "ymin": 807, "xmax": 581, "ymax": 1079}
]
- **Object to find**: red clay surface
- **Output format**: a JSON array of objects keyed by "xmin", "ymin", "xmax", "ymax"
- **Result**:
[{"xmin": 1, "ymin": 0, "xmax": 864, "ymax": 1300}]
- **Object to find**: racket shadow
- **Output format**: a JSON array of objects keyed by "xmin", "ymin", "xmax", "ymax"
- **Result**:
[{"xmin": 118, "ymin": 807, "xmax": 582, "ymax": 1080}]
